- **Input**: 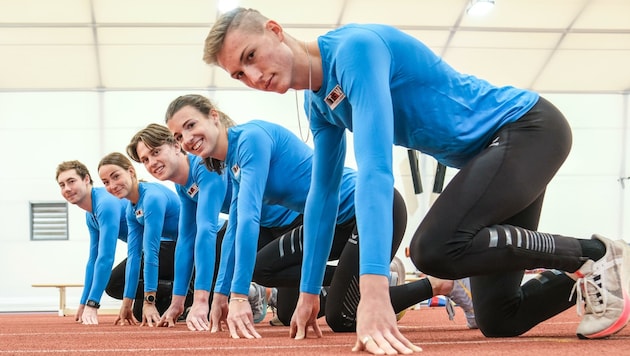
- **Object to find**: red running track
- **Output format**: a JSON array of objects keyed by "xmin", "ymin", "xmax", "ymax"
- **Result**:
[{"xmin": 0, "ymin": 306, "xmax": 628, "ymax": 355}]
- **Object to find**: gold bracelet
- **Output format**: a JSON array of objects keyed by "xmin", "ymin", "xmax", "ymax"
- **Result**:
[{"xmin": 230, "ymin": 297, "xmax": 249, "ymax": 303}]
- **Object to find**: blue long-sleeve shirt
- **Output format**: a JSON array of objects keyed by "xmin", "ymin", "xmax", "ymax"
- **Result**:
[
  {"xmin": 172, "ymin": 154, "xmax": 300, "ymax": 297},
  {"xmin": 305, "ymin": 23, "xmax": 539, "ymax": 286},
  {"xmin": 80, "ymin": 187, "xmax": 128, "ymax": 304},
  {"xmin": 123, "ymin": 182, "xmax": 180, "ymax": 299},
  {"xmin": 172, "ymin": 154, "xmax": 231, "ymax": 296},
  {"xmin": 216, "ymin": 120, "xmax": 355, "ymax": 296}
]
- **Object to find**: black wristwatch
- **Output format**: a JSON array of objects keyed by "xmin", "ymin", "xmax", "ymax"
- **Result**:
[
  {"xmin": 86, "ymin": 300, "xmax": 100, "ymax": 309},
  {"xmin": 144, "ymin": 295, "xmax": 156, "ymax": 304}
]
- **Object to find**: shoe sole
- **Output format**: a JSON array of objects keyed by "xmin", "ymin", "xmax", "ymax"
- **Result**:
[
  {"xmin": 578, "ymin": 240, "xmax": 630, "ymax": 339},
  {"xmin": 577, "ymin": 291, "xmax": 630, "ymax": 339}
]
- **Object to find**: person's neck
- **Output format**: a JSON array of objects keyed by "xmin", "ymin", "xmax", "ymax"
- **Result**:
[
  {"xmin": 212, "ymin": 128, "xmax": 229, "ymax": 161},
  {"xmin": 170, "ymin": 155, "xmax": 190, "ymax": 186},
  {"xmin": 77, "ymin": 186, "xmax": 93, "ymax": 213},
  {"xmin": 127, "ymin": 183, "xmax": 140, "ymax": 205},
  {"xmin": 302, "ymin": 40, "xmax": 322, "ymax": 92}
]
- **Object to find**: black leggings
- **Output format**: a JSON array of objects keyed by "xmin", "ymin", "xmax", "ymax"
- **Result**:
[
  {"xmin": 105, "ymin": 240, "xmax": 186, "ymax": 320},
  {"xmin": 255, "ymin": 188, "xmax": 414, "ymax": 332},
  {"xmin": 410, "ymin": 97, "xmax": 581, "ymax": 337}
]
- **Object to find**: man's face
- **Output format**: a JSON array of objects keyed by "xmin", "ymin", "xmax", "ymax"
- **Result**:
[
  {"xmin": 57, "ymin": 169, "xmax": 89, "ymax": 205},
  {"xmin": 135, "ymin": 141, "xmax": 181, "ymax": 182},
  {"xmin": 216, "ymin": 21, "xmax": 295, "ymax": 94}
]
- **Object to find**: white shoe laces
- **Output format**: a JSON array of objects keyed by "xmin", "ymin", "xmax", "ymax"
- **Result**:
[{"xmin": 570, "ymin": 274, "xmax": 607, "ymax": 317}]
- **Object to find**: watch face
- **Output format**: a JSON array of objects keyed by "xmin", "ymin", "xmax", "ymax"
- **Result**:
[{"xmin": 145, "ymin": 295, "xmax": 155, "ymax": 303}]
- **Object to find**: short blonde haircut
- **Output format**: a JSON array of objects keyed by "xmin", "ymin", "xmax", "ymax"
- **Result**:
[{"xmin": 203, "ymin": 7, "xmax": 268, "ymax": 65}]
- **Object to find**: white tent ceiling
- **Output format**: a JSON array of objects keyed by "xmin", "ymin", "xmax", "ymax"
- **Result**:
[{"xmin": 1, "ymin": 0, "xmax": 629, "ymax": 93}]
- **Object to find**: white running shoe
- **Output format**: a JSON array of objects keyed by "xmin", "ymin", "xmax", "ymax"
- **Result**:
[
  {"xmin": 571, "ymin": 234, "xmax": 630, "ymax": 339},
  {"xmin": 248, "ymin": 283, "xmax": 268, "ymax": 324},
  {"xmin": 445, "ymin": 278, "xmax": 477, "ymax": 329}
]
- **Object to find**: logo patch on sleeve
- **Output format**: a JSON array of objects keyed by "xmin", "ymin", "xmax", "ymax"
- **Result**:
[
  {"xmin": 231, "ymin": 164, "xmax": 240, "ymax": 180},
  {"xmin": 325, "ymin": 84, "xmax": 346, "ymax": 110},
  {"xmin": 187, "ymin": 183, "xmax": 199, "ymax": 198}
]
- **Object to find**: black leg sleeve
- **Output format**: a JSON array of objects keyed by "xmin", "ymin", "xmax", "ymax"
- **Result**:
[{"xmin": 390, "ymin": 278, "xmax": 433, "ymax": 313}]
